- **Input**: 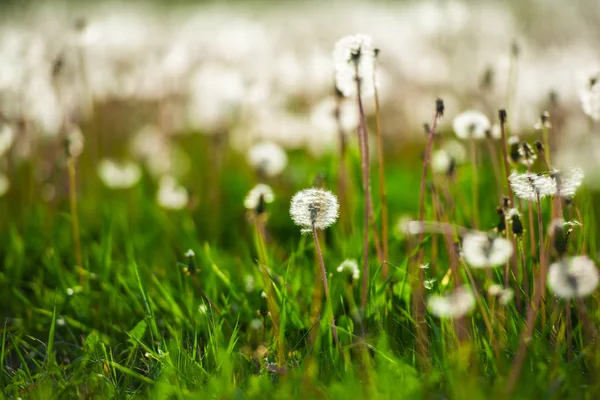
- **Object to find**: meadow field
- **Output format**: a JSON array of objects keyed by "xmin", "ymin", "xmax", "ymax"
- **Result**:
[{"xmin": 1, "ymin": 1, "xmax": 600, "ymax": 398}]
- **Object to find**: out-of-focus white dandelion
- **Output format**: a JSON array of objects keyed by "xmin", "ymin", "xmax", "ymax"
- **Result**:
[
  {"xmin": 548, "ymin": 256, "xmax": 599, "ymax": 298},
  {"xmin": 337, "ymin": 259, "xmax": 360, "ymax": 281},
  {"xmin": 533, "ymin": 111, "xmax": 551, "ymax": 130},
  {"xmin": 260, "ymin": 291, "xmax": 267, "ymax": 299},
  {"xmin": 97, "ymin": 159, "xmax": 141, "ymax": 189},
  {"xmin": 443, "ymin": 139, "xmax": 467, "ymax": 164},
  {"xmin": 552, "ymin": 168, "xmax": 584, "ymax": 198},
  {"xmin": 290, "ymin": 188, "xmax": 339, "ymax": 233},
  {"xmin": 461, "ymin": 232, "xmax": 513, "ymax": 268},
  {"xmin": 247, "ymin": 141, "xmax": 288, "ymax": 178},
  {"xmin": 66, "ymin": 288, "xmax": 75, "ymax": 296},
  {"xmin": 198, "ymin": 304, "xmax": 208, "ymax": 314},
  {"xmin": 490, "ymin": 124, "xmax": 502, "ymax": 139},
  {"xmin": 333, "ymin": 34, "xmax": 377, "ymax": 97},
  {"xmin": 310, "ymin": 96, "xmax": 359, "ymax": 136},
  {"xmin": 487, "ymin": 284, "xmax": 514, "ymax": 305},
  {"xmin": 249, "ymin": 318, "xmax": 263, "ymax": 331},
  {"xmin": 244, "ymin": 183, "xmax": 274, "ymax": 211},
  {"xmin": 427, "ymin": 286, "xmax": 476, "ymax": 318},
  {"xmin": 157, "ymin": 175, "xmax": 188, "ymax": 210},
  {"xmin": 452, "ymin": 110, "xmax": 491, "ymax": 140},
  {"xmin": 244, "ymin": 275, "xmax": 255, "ymax": 292},
  {"xmin": 578, "ymin": 72, "xmax": 600, "ymax": 121},
  {"xmin": 56, "ymin": 318, "xmax": 66, "ymax": 327},
  {"xmin": 509, "ymin": 171, "xmax": 556, "ymax": 201},
  {"xmin": 0, "ymin": 124, "xmax": 15, "ymax": 157},
  {"xmin": 0, "ymin": 173, "xmax": 9, "ymax": 197},
  {"xmin": 431, "ymin": 149, "xmax": 452, "ymax": 175},
  {"xmin": 185, "ymin": 249, "xmax": 195, "ymax": 257},
  {"xmin": 517, "ymin": 142, "xmax": 537, "ymax": 166},
  {"xmin": 66, "ymin": 125, "xmax": 85, "ymax": 158}
]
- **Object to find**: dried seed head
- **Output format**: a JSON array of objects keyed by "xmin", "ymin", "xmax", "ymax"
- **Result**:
[
  {"xmin": 548, "ymin": 256, "xmax": 599, "ymax": 299},
  {"xmin": 499, "ymin": 109, "xmax": 507, "ymax": 124},
  {"xmin": 290, "ymin": 188, "xmax": 339, "ymax": 233},
  {"xmin": 436, "ymin": 98, "xmax": 445, "ymax": 118}
]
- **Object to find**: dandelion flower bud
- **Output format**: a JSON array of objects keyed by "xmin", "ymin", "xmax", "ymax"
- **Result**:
[
  {"xmin": 332, "ymin": 34, "xmax": 376, "ymax": 97},
  {"xmin": 509, "ymin": 171, "xmax": 556, "ymax": 201},
  {"xmin": 427, "ymin": 286, "xmax": 475, "ymax": 318},
  {"xmin": 452, "ymin": 110, "xmax": 491, "ymax": 140},
  {"xmin": 244, "ymin": 183, "xmax": 274, "ymax": 213},
  {"xmin": 290, "ymin": 188, "xmax": 339, "ymax": 233},
  {"xmin": 506, "ymin": 208, "xmax": 524, "ymax": 236},
  {"xmin": 548, "ymin": 256, "xmax": 599, "ymax": 298},
  {"xmin": 157, "ymin": 175, "xmax": 189, "ymax": 210},
  {"xmin": 461, "ymin": 232, "xmax": 513, "ymax": 268},
  {"xmin": 247, "ymin": 141, "xmax": 288, "ymax": 178},
  {"xmin": 97, "ymin": 159, "xmax": 141, "ymax": 189},
  {"xmin": 337, "ymin": 259, "xmax": 360, "ymax": 281},
  {"xmin": 508, "ymin": 136, "xmax": 521, "ymax": 164},
  {"xmin": 0, "ymin": 173, "xmax": 9, "ymax": 197}
]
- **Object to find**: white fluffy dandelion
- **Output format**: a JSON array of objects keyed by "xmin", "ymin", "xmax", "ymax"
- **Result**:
[
  {"xmin": 452, "ymin": 110, "xmax": 491, "ymax": 140},
  {"xmin": 290, "ymin": 188, "xmax": 339, "ymax": 233},
  {"xmin": 548, "ymin": 256, "xmax": 599, "ymax": 298},
  {"xmin": 97, "ymin": 159, "xmax": 141, "ymax": 189},
  {"xmin": 333, "ymin": 34, "xmax": 377, "ymax": 97},
  {"xmin": 578, "ymin": 72, "xmax": 600, "ymax": 121},
  {"xmin": 487, "ymin": 284, "xmax": 514, "ymax": 305},
  {"xmin": 66, "ymin": 125, "xmax": 85, "ymax": 158},
  {"xmin": 461, "ymin": 232, "xmax": 513, "ymax": 268},
  {"xmin": 244, "ymin": 183, "xmax": 274, "ymax": 211},
  {"xmin": 337, "ymin": 259, "xmax": 360, "ymax": 281},
  {"xmin": 247, "ymin": 141, "xmax": 288, "ymax": 178},
  {"xmin": 517, "ymin": 142, "xmax": 537, "ymax": 167},
  {"xmin": 552, "ymin": 168, "xmax": 584, "ymax": 198},
  {"xmin": 509, "ymin": 171, "xmax": 556, "ymax": 201},
  {"xmin": 157, "ymin": 175, "xmax": 188, "ymax": 210},
  {"xmin": 427, "ymin": 286, "xmax": 476, "ymax": 318}
]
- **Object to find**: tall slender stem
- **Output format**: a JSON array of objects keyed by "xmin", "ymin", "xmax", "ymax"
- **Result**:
[
  {"xmin": 470, "ymin": 139, "xmax": 479, "ymax": 229},
  {"xmin": 355, "ymin": 63, "xmax": 371, "ymax": 312},
  {"xmin": 67, "ymin": 153, "xmax": 84, "ymax": 284},
  {"xmin": 498, "ymin": 110, "xmax": 514, "ymax": 206},
  {"xmin": 312, "ymin": 223, "xmax": 344, "ymax": 358},
  {"xmin": 373, "ymin": 61, "xmax": 389, "ymax": 272}
]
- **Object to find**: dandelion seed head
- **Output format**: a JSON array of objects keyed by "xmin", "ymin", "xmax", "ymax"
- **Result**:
[
  {"xmin": 185, "ymin": 249, "xmax": 195, "ymax": 258},
  {"xmin": 443, "ymin": 139, "xmax": 467, "ymax": 164},
  {"xmin": 244, "ymin": 183, "xmax": 274, "ymax": 211},
  {"xmin": 290, "ymin": 188, "xmax": 339, "ymax": 232},
  {"xmin": 427, "ymin": 286, "xmax": 475, "ymax": 318},
  {"xmin": 247, "ymin": 141, "xmax": 288, "ymax": 178},
  {"xmin": 461, "ymin": 232, "xmax": 513, "ymax": 268},
  {"xmin": 157, "ymin": 175, "xmax": 188, "ymax": 210},
  {"xmin": 552, "ymin": 168, "xmax": 584, "ymax": 198},
  {"xmin": 97, "ymin": 159, "xmax": 141, "ymax": 189},
  {"xmin": 66, "ymin": 288, "xmax": 74, "ymax": 296},
  {"xmin": 260, "ymin": 291, "xmax": 267, "ymax": 298},
  {"xmin": 578, "ymin": 70, "xmax": 600, "ymax": 120},
  {"xmin": 337, "ymin": 259, "xmax": 360, "ymax": 281},
  {"xmin": 487, "ymin": 284, "xmax": 503, "ymax": 296},
  {"xmin": 431, "ymin": 149, "xmax": 452, "ymax": 174},
  {"xmin": 548, "ymin": 256, "xmax": 599, "ymax": 298},
  {"xmin": 452, "ymin": 110, "xmax": 491, "ymax": 140},
  {"xmin": 333, "ymin": 34, "xmax": 377, "ymax": 97},
  {"xmin": 509, "ymin": 171, "xmax": 556, "ymax": 201}
]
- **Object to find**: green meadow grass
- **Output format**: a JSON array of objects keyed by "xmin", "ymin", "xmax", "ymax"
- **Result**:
[{"xmin": 1, "ymin": 124, "xmax": 599, "ymax": 399}]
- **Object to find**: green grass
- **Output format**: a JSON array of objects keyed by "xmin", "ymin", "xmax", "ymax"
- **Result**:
[{"xmin": 1, "ymin": 121, "xmax": 599, "ymax": 399}]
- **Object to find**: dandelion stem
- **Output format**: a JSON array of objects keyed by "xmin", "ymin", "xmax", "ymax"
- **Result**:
[
  {"xmin": 498, "ymin": 109, "xmax": 514, "ymax": 205},
  {"xmin": 67, "ymin": 152, "xmax": 84, "ymax": 285},
  {"xmin": 566, "ymin": 299, "xmax": 572, "ymax": 362},
  {"xmin": 335, "ymin": 96, "xmax": 350, "ymax": 233},
  {"xmin": 470, "ymin": 139, "xmax": 480, "ymax": 229},
  {"xmin": 312, "ymin": 223, "xmax": 344, "ymax": 359},
  {"xmin": 373, "ymin": 62, "xmax": 389, "ymax": 273},
  {"xmin": 354, "ymin": 63, "xmax": 371, "ymax": 313},
  {"xmin": 536, "ymin": 196, "xmax": 547, "ymax": 327}
]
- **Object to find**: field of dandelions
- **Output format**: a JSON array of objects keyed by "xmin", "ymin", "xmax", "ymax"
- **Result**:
[{"xmin": 2, "ymin": 1, "xmax": 600, "ymax": 399}]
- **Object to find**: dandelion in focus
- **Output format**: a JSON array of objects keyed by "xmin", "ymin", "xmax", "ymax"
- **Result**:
[
  {"xmin": 290, "ymin": 188, "xmax": 339, "ymax": 233},
  {"xmin": 509, "ymin": 171, "xmax": 555, "ymax": 201},
  {"xmin": 333, "ymin": 34, "xmax": 377, "ymax": 97},
  {"xmin": 427, "ymin": 286, "xmax": 476, "ymax": 318},
  {"xmin": 97, "ymin": 159, "xmax": 141, "ymax": 189},
  {"xmin": 461, "ymin": 232, "xmax": 513, "ymax": 268},
  {"xmin": 157, "ymin": 175, "xmax": 188, "ymax": 210},
  {"xmin": 247, "ymin": 141, "xmax": 288, "ymax": 178},
  {"xmin": 337, "ymin": 259, "xmax": 360, "ymax": 281},
  {"xmin": 452, "ymin": 110, "xmax": 491, "ymax": 140},
  {"xmin": 548, "ymin": 256, "xmax": 599, "ymax": 298}
]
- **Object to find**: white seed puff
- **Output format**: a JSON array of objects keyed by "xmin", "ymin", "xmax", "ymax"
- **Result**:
[
  {"xmin": 427, "ymin": 286, "xmax": 475, "ymax": 318},
  {"xmin": 548, "ymin": 256, "xmax": 599, "ymax": 299},
  {"xmin": 452, "ymin": 110, "xmax": 491, "ymax": 140},
  {"xmin": 333, "ymin": 34, "xmax": 377, "ymax": 97},
  {"xmin": 461, "ymin": 232, "xmax": 513, "ymax": 268},
  {"xmin": 290, "ymin": 188, "xmax": 339, "ymax": 233}
]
